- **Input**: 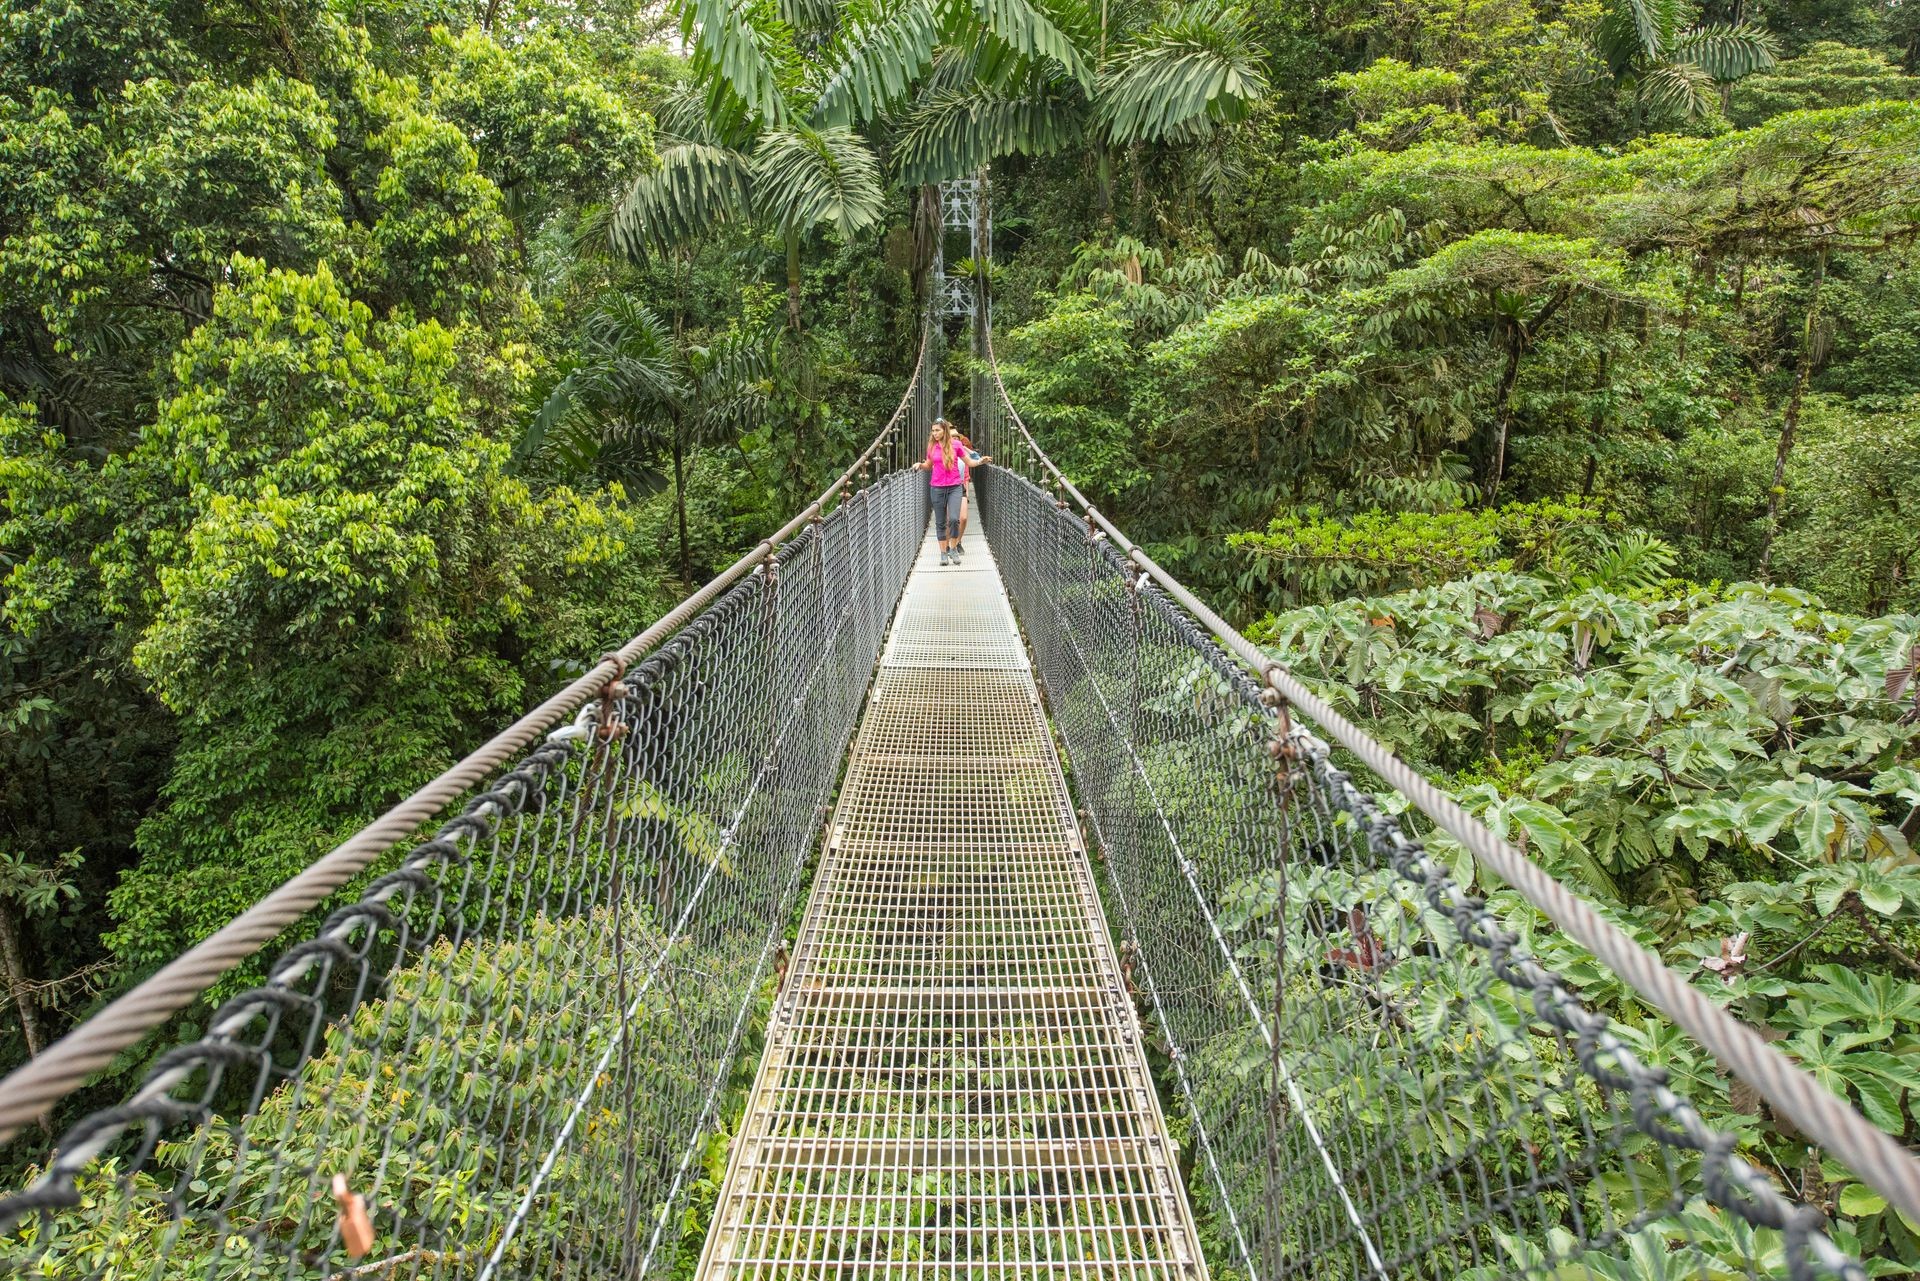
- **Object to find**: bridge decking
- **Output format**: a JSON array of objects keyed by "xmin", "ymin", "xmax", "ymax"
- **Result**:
[{"xmin": 696, "ymin": 515, "xmax": 1208, "ymax": 1279}]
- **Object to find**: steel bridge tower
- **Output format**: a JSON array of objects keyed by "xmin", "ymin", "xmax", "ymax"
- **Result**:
[{"xmin": 929, "ymin": 173, "xmax": 992, "ymax": 452}]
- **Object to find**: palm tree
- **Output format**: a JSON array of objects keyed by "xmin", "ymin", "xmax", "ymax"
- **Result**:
[
  {"xmin": 892, "ymin": 0, "xmax": 1270, "ymax": 205},
  {"xmin": 611, "ymin": 0, "xmax": 917, "ymax": 326},
  {"xmin": 1593, "ymin": 0, "xmax": 1777, "ymax": 128},
  {"xmin": 520, "ymin": 295, "xmax": 768, "ymax": 579},
  {"xmin": 614, "ymin": 0, "xmax": 1272, "ymax": 274}
]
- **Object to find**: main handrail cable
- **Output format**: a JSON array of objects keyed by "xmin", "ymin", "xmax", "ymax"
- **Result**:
[
  {"xmin": 0, "ymin": 331, "xmax": 928, "ymax": 1150},
  {"xmin": 979, "ymin": 324, "xmax": 1920, "ymax": 1264}
]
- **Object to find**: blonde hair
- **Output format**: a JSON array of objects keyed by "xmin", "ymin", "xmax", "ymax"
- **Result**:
[{"xmin": 929, "ymin": 420, "xmax": 955, "ymax": 472}]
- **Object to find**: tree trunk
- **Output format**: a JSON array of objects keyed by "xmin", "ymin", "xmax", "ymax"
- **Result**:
[
  {"xmin": 1759, "ymin": 247, "xmax": 1828, "ymax": 577},
  {"xmin": 910, "ymin": 185, "xmax": 939, "ymax": 307},
  {"xmin": 1676, "ymin": 266, "xmax": 1696, "ymax": 363},
  {"xmin": 1583, "ymin": 300, "xmax": 1617, "ymax": 494},
  {"xmin": 1129, "ymin": 144, "xmax": 1147, "ymax": 234},
  {"xmin": 1094, "ymin": 148, "xmax": 1115, "ymax": 225},
  {"xmin": 0, "ymin": 900, "xmax": 43, "ymax": 1059},
  {"xmin": 1487, "ymin": 325, "xmax": 1524, "ymax": 504},
  {"xmin": 785, "ymin": 230, "xmax": 803, "ymax": 330},
  {"xmin": 672, "ymin": 425, "xmax": 691, "ymax": 582},
  {"xmin": 1486, "ymin": 286, "xmax": 1571, "ymax": 504}
]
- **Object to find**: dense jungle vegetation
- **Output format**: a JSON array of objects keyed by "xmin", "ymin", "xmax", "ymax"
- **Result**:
[{"xmin": 3, "ymin": 0, "xmax": 1920, "ymax": 1265}]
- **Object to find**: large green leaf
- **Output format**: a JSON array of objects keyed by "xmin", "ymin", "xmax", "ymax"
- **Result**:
[
  {"xmin": 751, "ymin": 125, "xmax": 889, "ymax": 239},
  {"xmin": 891, "ymin": 79, "xmax": 1083, "ymax": 185},
  {"xmin": 1095, "ymin": 1, "xmax": 1268, "ymax": 145},
  {"xmin": 808, "ymin": 0, "xmax": 941, "ymax": 126},
  {"xmin": 610, "ymin": 141, "xmax": 755, "ymax": 258},
  {"xmin": 1739, "ymin": 773, "xmax": 1876, "ymax": 860}
]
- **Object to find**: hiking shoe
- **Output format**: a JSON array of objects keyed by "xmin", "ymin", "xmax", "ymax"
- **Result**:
[
  {"xmin": 939, "ymin": 550, "xmax": 950, "ymax": 566},
  {"xmin": 953, "ymin": 542, "xmax": 965, "ymax": 558}
]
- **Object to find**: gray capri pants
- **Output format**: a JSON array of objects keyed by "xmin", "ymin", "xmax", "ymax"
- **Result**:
[{"xmin": 932, "ymin": 482, "xmax": 964, "ymax": 540}]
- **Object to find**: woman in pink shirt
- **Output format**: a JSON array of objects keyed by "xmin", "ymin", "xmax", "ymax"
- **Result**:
[{"xmin": 913, "ymin": 419, "xmax": 987, "ymax": 565}]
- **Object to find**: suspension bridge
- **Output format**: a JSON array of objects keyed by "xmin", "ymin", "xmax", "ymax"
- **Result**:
[{"xmin": 3, "ymin": 179, "xmax": 1920, "ymax": 1281}]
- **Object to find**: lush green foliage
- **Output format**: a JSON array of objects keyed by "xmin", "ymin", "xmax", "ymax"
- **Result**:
[
  {"xmin": 967, "ymin": 0, "xmax": 1920, "ymax": 1264},
  {"xmin": 0, "ymin": 909, "xmax": 761, "ymax": 1277},
  {"xmin": 1245, "ymin": 570, "xmax": 1920, "ymax": 1260},
  {"xmin": 0, "ymin": 0, "xmax": 918, "ymax": 1131},
  {"xmin": 7, "ymin": 0, "xmax": 1920, "ymax": 1267}
]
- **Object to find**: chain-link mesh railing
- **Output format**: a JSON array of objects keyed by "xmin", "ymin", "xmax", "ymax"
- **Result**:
[
  {"xmin": 974, "ymin": 334, "xmax": 1920, "ymax": 1281},
  {"xmin": 0, "ymin": 346, "xmax": 933, "ymax": 1279}
]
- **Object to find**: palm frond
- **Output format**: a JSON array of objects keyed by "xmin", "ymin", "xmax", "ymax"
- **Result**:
[
  {"xmin": 1095, "ymin": 1, "xmax": 1267, "ymax": 145},
  {"xmin": 521, "ymin": 364, "xmax": 592, "ymax": 463},
  {"xmin": 954, "ymin": 0, "xmax": 1094, "ymax": 90},
  {"xmin": 691, "ymin": 333, "xmax": 773, "ymax": 439},
  {"xmin": 611, "ymin": 141, "xmax": 755, "ymax": 259},
  {"xmin": 891, "ymin": 79, "xmax": 1083, "ymax": 185},
  {"xmin": 652, "ymin": 87, "xmax": 759, "ymax": 150},
  {"xmin": 584, "ymin": 295, "xmax": 676, "ymax": 363},
  {"xmin": 808, "ymin": 0, "xmax": 941, "ymax": 126},
  {"xmin": 0, "ymin": 356, "xmax": 100, "ymax": 439},
  {"xmin": 523, "ymin": 296, "xmax": 688, "ymax": 468},
  {"xmin": 920, "ymin": 44, "xmax": 986, "ymax": 93},
  {"xmin": 778, "ymin": 0, "xmax": 840, "ymax": 40},
  {"xmin": 678, "ymin": 0, "xmax": 803, "ymax": 128},
  {"xmin": 1671, "ymin": 21, "xmax": 1779, "ymax": 81},
  {"xmin": 1640, "ymin": 60, "xmax": 1716, "ymax": 116},
  {"xmin": 696, "ymin": 330, "xmax": 772, "ymax": 395},
  {"xmin": 1627, "ymin": 0, "xmax": 1676, "ymax": 63},
  {"xmin": 1591, "ymin": 3, "xmax": 1648, "ymax": 78},
  {"xmin": 751, "ymin": 125, "xmax": 889, "ymax": 240}
]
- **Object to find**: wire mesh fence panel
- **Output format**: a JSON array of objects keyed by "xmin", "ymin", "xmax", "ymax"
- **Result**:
[
  {"xmin": 0, "ymin": 459, "xmax": 929, "ymax": 1281},
  {"xmin": 976, "ymin": 428, "xmax": 1874, "ymax": 1281}
]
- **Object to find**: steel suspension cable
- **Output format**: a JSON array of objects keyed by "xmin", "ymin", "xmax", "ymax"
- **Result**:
[{"xmin": 978, "ymin": 323, "xmax": 1920, "ymax": 1265}]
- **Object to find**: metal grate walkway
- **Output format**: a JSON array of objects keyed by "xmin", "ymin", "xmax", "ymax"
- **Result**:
[{"xmin": 696, "ymin": 510, "xmax": 1208, "ymax": 1279}]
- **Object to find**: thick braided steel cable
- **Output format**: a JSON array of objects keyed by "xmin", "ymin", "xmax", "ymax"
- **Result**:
[
  {"xmin": 979, "ymin": 327, "xmax": 1920, "ymax": 1258},
  {"xmin": 0, "ymin": 332, "xmax": 929, "ymax": 1149}
]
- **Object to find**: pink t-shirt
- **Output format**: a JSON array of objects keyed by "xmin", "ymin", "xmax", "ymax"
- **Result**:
[{"xmin": 927, "ymin": 442, "xmax": 966, "ymax": 486}]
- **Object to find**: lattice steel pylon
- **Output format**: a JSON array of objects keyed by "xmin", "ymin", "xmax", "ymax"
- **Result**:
[
  {"xmin": 929, "ymin": 173, "xmax": 996, "ymax": 454},
  {"xmin": 695, "ymin": 521, "xmax": 1208, "ymax": 1278},
  {"xmin": 931, "ymin": 176, "xmax": 986, "ymax": 323}
]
